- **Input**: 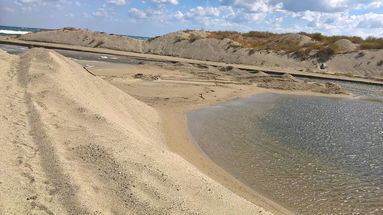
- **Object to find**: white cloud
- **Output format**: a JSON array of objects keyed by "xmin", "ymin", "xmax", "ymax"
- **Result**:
[
  {"xmin": 107, "ymin": 0, "xmax": 126, "ymax": 5},
  {"xmin": 129, "ymin": 8, "xmax": 147, "ymax": 18},
  {"xmin": 152, "ymin": 0, "xmax": 178, "ymax": 5},
  {"xmin": 93, "ymin": 5, "xmax": 112, "ymax": 17},
  {"xmin": 357, "ymin": 13, "xmax": 383, "ymax": 28},
  {"xmin": 74, "ymin": 1, "xmax": 81, "ymax": 7},
  {"xmin": 186, "ymin": 6, "xmax": 220, "ymax": 18},
  {"xmin": 19, "ymin": 0, "xmax": 40, "ymax": 3},
  {"xmin": 266, "ymin": 16, "xmax": 283, "ymax": 25},
  {"xmin": 281, "ymin": 10, "xmax": 383, "ymax": 38},
  {"xmin": 220, "ymin": 0, "xmax": 383, "ymax": 13},
  {"xmin": 173, "ymin": 11, "xmax": 184, "ymax": 20},
  {"xmin": 221, "ymin": 0, "xmax": 281, "ymax": 13}
]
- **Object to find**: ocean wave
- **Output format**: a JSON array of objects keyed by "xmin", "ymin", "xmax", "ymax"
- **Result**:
[{"xmin": 0, "ymin": 30, "xmax": 30, "ymax": 35}]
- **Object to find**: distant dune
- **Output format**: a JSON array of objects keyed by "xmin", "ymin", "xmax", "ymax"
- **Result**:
[{"xmin": 17, "ymin": 28, "xmax": 383, "ymax": 79}]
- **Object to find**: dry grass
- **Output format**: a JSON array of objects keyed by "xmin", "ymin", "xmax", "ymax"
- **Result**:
[
  {"xmin": 181, "ymin": 30, "xmax": 383, "ymax": 58},
  {"xmin": 189, "ymin": 33, "xmax": 203, "ymax": 42},
  {"xmin": 63, "ymin": 27, "xmax": 78, "ymax": 31}
]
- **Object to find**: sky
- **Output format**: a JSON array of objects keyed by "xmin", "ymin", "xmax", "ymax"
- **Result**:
[{"xmin": 1, "ymin": 0, "xmax": 383, "ymax": 37}]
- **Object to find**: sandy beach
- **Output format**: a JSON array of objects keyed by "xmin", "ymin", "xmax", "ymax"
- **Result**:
[
  {"xmin": 72, "ymin": 51, "xmax": 353, "ymax": 214},
  {"xmin": 0, "ymin": 45, "xmax": 358, "ymax": 214},
  {"xmin": 2, "ymin": 0, "xmax": 382, "ymax": 211}
]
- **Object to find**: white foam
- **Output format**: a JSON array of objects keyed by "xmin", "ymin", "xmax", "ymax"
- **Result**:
[{"xmin": 0, "ymin": 30, "xmax": 30, "ymax": 35}]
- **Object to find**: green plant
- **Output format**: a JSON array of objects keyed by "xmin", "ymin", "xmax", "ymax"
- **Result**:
[
  {"xmin": 311, "ymin": 33, "xmax": 325, "ymax": 41},
  {"xmin": 343, "ymin": 72, "xmax": 354, "ymax": 76},
  {"xmin": 319, "ymin": 45, "xmax": 338, "ymax": 56}
]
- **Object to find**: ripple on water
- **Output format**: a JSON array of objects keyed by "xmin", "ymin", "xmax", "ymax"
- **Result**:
[{"xmin": 188, "ymin": 92, "xmax": 383, "ymax": 215}]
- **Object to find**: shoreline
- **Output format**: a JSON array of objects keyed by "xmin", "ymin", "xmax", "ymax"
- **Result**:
[
  {"xmin": 1, "ymin": 46, "xmax": 358, "ymax": 214},
  {"xmin": 71, "ymin": 55, "xmax": 355, "ymax": 214},
  {"xmin": 157, "ymin": 88, "xmax": 354, "ymax": 215}
]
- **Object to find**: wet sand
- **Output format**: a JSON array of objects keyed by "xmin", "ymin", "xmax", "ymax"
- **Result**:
[
  {"xmin": 1, "ymin": 48, "xmax": 281, "ymax": 214},
  {"xmin": 76, "ymin": 55, "xmax": 354, "ymax": 214},
  {"xmin": 0, "ymin": 46, "xmax": 360, "ymax": 214}
]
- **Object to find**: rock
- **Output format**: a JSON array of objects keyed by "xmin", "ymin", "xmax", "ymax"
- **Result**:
[
  {"xmin": 333, "ymin": 39, "xmax": 357, "ymax": 53},
  {"xmin": 320, "ymin": 63, "xmax": 327, "ymax": 69},
  {"xmin": 133, "ymin": 73, "xmax": 144, "ymax": 79},
  {"xmin": 278, "ymin": 33, "xmax": 313, "ymax": 46},
  {"xmin": 219, "ymin": 66, "xmax": 234, "ymax": 72}
]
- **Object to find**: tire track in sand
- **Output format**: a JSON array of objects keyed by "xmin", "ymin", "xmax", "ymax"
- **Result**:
[{"xmin": 17, "ymin": 51, "xmax": 90, "ymax": 215}]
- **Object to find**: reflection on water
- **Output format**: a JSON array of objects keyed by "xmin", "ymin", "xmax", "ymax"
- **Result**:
[{"xmin": 188, "ymin": 92, "xmax": 383, "ymax": 215}]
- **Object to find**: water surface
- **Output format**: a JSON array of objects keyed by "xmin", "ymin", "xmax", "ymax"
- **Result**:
[{"xmin": 188, "ymin": 92, "xmax": 383, "ymax": 214}]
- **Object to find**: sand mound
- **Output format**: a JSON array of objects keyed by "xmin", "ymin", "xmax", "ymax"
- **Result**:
[
  {"xmin": 333, "ymin": 39, "xmax": 357, "ymax": 53},
  {"xmin": 254, "ymin": 71, "xmax": 270, "ymax": 76},
  {"xmin": 0, "ymin": 48, "xmax": 270, "ymax": 214},
  {"xmin": 17, "ymin": 28, "xmax": 383, "ymax": 79},
  {"xmin": 19, "ymin": 28, "xmax": 144, "ymax": 52},
  {"xmin": 278, "ymin": 34, "xmax": 313, "ymax": 46}
]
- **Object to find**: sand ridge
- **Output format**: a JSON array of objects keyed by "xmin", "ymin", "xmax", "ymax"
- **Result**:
[
  {"xmin": 0, "ymin": 48, "xmax": 275, "ymax": 214},
  {"xmin": 15, "ymin": 28, "xmax": 383, "ymax": 80}
]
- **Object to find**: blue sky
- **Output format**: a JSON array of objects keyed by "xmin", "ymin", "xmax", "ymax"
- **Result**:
[{"xmin": 1, "ymin": 0, "xmax": 382, "ymax": 37}]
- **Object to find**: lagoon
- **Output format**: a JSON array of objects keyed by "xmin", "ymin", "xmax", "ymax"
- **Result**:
[{"xmin": 188, "ymin": 90, "xmax": 383, "ymax": 214}]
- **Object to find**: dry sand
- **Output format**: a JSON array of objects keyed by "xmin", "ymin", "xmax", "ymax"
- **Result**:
[
  {"xmin": 15, "ymin": 28, "xmax": 383, "ymax": 80},
  {"xmin": 0, "ymin": 48, "xmax": 354, "ymax": 214},
  {"xmin": 75, "ymin": 54, "xmax": 353, "ymax": 214},
  {"xmin": 0, "ymin": 48, "xmax": 279, "ymax": 214}
]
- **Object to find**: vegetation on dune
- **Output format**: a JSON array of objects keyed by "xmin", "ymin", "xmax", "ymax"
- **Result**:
[{"xmin": 181, "ymin": 30, "xmax": 383, "ymax": 58}]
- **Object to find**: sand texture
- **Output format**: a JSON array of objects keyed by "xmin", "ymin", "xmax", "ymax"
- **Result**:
[
  {"xmin": 17, "ymin": 28, "xmax": 383, "ymax": 79},
  {"xmin": 0, "ymin": 48, "xmax": 277, "ymax": 214},
  {"xmin": 75, "ymin": 52, "xmax": 354, "ymax": 215}
]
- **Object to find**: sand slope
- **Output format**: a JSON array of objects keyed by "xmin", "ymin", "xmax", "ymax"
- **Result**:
[
  {"xmin": 18, "ymin": 29, "xmax": 383, "ymax": 79},
  {"xmin": 0, "ymin": 48, "xmax": 272, "ymax": 214}
]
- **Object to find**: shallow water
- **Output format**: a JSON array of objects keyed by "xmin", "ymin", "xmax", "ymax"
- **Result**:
[{"xmin": 188, "ymin": 91, "xmax": 383, "ymax": 214}]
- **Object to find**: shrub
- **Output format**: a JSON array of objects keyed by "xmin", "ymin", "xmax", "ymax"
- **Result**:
[
  {"xmin": 189, "ymin": 33, "xmax": 202, "ymax": 42},
  {"xmin": 360, "ymin": 37, "xmax": 383, "ymax": 49},
  {"xmin": 311, "ymin": 33, "xmax": 325, "ymax": 41},
  {"xmin": 324, "ymin": 45, "xmax": 338, "ymax": 55},
  {"xmin": 343, "ymin": 72, "xmax": 354, "ymax": 76},
  {"xmin": 182, "ymin": 29, "xmax": 383, "ymax": 56},
  {"xmin": 243, "ymin": 31, "xmax": 276, "ymax": 38},
  {"xmin": 63, "ymin": 27, "xmax": 77, "ymax": 31}
]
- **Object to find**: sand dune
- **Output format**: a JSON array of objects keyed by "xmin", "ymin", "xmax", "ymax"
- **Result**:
[
  {"xmin": 17, "ymin": 28, "xmax": 383, "ymax": 79},
  {"xmin": 0, "ymin": 48, "xmax": 273, "ymax": 214}
]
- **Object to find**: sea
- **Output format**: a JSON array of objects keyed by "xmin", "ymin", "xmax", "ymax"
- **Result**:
[
  {"xmin": 0, "ymin": 25, "xmax": 45, "ymax": 36},
  {"xmin": 0, "ymin": 25, "xmax": 149, "ymax": 40}
]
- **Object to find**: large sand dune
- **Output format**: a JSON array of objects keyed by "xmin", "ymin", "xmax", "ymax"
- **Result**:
[
  {"xmin": 17, "ymin": 28, "xmax": 383, "ymax": 79},
  {"xmin": 0, "ymin": 48, "xmax": 272, "ymax": 214}
]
